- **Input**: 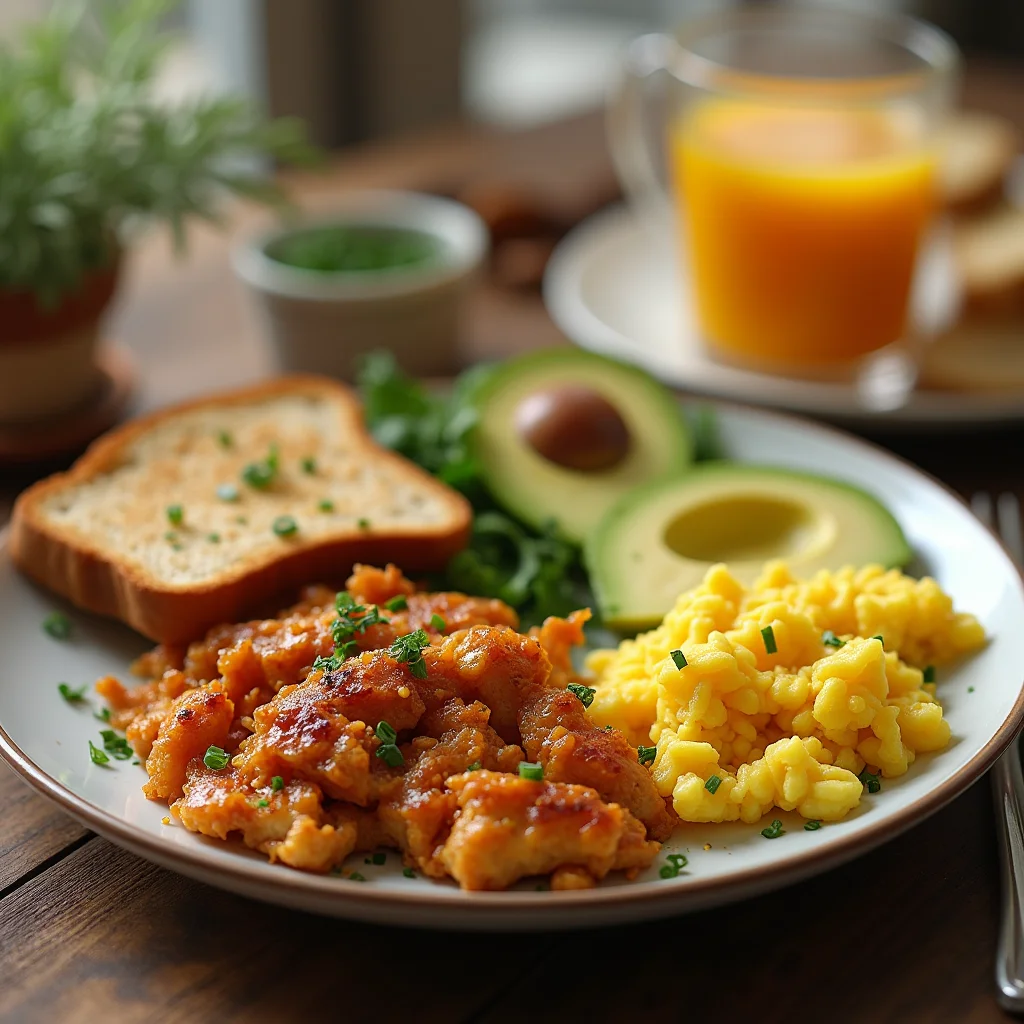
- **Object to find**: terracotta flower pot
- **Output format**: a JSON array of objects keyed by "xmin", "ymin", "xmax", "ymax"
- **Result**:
[{"xmin": 0, "ymin": 262, "xmax": 120, "ymax": 424}]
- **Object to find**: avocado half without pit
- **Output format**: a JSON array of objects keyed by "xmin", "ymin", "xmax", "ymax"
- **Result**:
[
  {"xmin": 585, "ymin": 464, "xmax": 912, "ymax": 631},
  {"xmin": 471, "ymin": 349, "xmax": 694, "ymax": 543}
]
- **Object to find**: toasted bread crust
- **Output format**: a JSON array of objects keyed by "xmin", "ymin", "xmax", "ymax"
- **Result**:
[{"xmin": 10, "ymin": 375, "xmax": 472, "ymax": 643}]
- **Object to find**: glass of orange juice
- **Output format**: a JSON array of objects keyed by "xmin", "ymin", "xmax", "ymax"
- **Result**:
[{"xmin": 608, "ymin": 9, "xmax": 958, "ymax": 408}]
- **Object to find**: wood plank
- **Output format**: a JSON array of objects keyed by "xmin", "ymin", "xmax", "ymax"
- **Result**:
[
  {"xmin": 0, "ymin": 838, "xmax": 551, "ymax": 1023},
  {"xmin": 472, "ymin": 778, "xmax": 1006, "ymax": 1023},
  {"xmin": 0, "ymin": 760, "xmax": 87, "ymax": 894}
]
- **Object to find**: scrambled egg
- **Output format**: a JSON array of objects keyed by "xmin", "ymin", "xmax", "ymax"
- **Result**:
[{"xmin": 587, "ymin": 562, "xmax": 986, "ymax": 824}]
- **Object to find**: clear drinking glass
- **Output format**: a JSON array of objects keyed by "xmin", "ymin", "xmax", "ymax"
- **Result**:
[{"xmin": 607, "ymin": 8, "xmax": 959, "ymax": 411}]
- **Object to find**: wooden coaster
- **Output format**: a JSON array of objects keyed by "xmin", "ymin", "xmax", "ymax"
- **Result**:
[{"xmin": 0, "ymin": 343, "xmax": 136, "ymax": 467}]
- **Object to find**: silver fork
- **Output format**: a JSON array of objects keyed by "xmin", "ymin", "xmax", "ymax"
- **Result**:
[{"xmin": 972, "ymin": 491, "xmax": 1024, "ymax": 1012}]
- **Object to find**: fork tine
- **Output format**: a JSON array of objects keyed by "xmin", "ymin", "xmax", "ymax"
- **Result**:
[
  {"xmin": 973, "ymin": 491, "xmax": 994, "ymax": 528},
  {"xmin": 998, "ymin": 493, "xmax": 1024, "ymax": 565}
]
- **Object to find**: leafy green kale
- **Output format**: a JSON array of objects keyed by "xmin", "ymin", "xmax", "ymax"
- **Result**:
[
  {"xmin": 357, "ymin": 353, "xmax": 584, "ymax": 624},
  {"xmin": 359, "ymin": 351, "xmax": 492, "ymax": 499},
  {"xmin": 446, "ymin": 513, "xmax": 584, "ymax": 624}
]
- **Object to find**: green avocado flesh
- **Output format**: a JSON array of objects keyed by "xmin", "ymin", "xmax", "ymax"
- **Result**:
[
  {"xmin": 586, "ymin": 463, "xmax": 912, "ymax": 630},
  {"xmin": 472, "ymin": 349, "xmax": 693, "ymax": 543}
]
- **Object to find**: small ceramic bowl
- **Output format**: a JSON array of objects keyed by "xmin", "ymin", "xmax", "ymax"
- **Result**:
[{"xmin": 233, "ymin": 190, "xmax": 488, "ymax": 380}]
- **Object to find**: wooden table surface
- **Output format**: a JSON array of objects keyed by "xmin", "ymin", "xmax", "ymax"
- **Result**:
[{"xmin": 4, "ymin": 60, "xmax": 1024, "ymax": 1024}]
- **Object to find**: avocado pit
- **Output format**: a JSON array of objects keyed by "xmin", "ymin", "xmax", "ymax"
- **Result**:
[{"xmin": 515, "ymin": 385, "xmax": 631, "ymax": 472}]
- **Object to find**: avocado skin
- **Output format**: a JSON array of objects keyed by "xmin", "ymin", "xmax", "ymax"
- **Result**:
[
  {"xmin": 585, "ymin": 462, "xmax": 912, "ymax": 631},
  {"xmin": 471, "ymin": 348, "xmax": 693, "ymax": 544}
]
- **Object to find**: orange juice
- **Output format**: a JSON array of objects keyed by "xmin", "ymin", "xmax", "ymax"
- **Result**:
[{"xmin": 672, "ymin": 101, "xmax": 936, "ymax": 367}]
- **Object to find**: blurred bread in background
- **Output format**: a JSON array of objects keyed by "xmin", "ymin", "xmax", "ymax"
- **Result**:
[
  {"xmin": 937, "ymin": 111, "xmax": 1021, "ymax": 214},
  {"xmin": 954, "ymin": 204, "xmax": 1024, "ymax": 313},
  {"xmin": 922, "ymin": 111, "xmax": 1024, "ymax": 392},
  {"xmin": 921, "ymin": 315, "xmax": 1024, "ymax": 391}
]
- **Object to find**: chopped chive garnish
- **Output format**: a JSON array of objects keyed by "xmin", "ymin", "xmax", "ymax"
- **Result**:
[
  {"xmin": 58, "ymin": 682, "xmax": 87, "ymax": 703},
  {"xmin": 348, "ymin": 872, "xmax": 366, "ymax": 882},
  {"xmin": 567, "ymin": 682, "xmax": 596, "ymax": 708},
  {"xmin": 318, "ymin": 499, "xmax": 334, "ymax": 512},
  {"xmin": 372, "ymin": 852, "xmax": 386, "ymax": 866},
  {"xmin": 761, "ymin": 625, "xmax": 778, "ymax": 655},
  {"xmin": 94, "ymin": 707, "xmax": 111, "ymax": 723},
  {"xmin": 822, "ymin": 630, "xmax": 845, "ymax": 648},
  {"xmin": 670, "ymin": 649, "xmax": 687, "ymax": 669},
  {"xmin": 207, "ymin": 533, "xmax": 220, "ymax": 544},
  {"xmin": 203, "ymin": 745, "xmax": 230, "ymax": 770},
  {"xmin": 637, "ymin": 745, "xmax": 656, "ymax": 767},
  {"xmin": 804, "ymin": 820, "xmax": 822, "ymax": 831},
  {"xmin": 858, "ymin": 769, "xmax": 881, "ymax": 793},
  {"xmin": 872, "ymin": 635, "xmax": 884, "ymax": 645},
  {"xmin": 518, "ymin": 761, "xmax": 543, "ymax": 781},
  {"xmin": 100, "ymin": 729, "xmax": 133, "ymax": 760},
  {"xmin": 923, "ymin": 665, "xmax": 936, "ymax": 683},
  {"xmin": 301, "ymin": 456, "xmax": 317, "ymax": 474},
  {"xmin": 271, "ymin": 775, "xmax": 284, "ymax": 791},
  {"xmin": 88, "ymin": 740, "xmax": 109, "ymax": 766},
  {"xmin": 429, "ymin": 613, "xmax": 447, "ymax": 632},
  {"xmin": 42, "ymin": 612, "xmax": 71, "ymax": 640},
  {"xmin": 704, "ymin": 774, "xmax": 722, "ymax": 795},
  {"xmin": 357, "ymin": 517, "xmax": 371, "ymax": 529},
  {"xmin": 385, "ymin": 595, "xmax": 408, "ymax": 612},
  {"xmin": 242, "ymin": 446, "xmax": 279, "ymax": 489},
  {"xmin": 216, "ymin": 483, "xmax": 240, "ymax": 502},
  {"xmin": 217, "ymin": 430, "xmax": 232, "ymax": 447},
  {"xmin": 272, "ymin": 515, "xmax": 298, "ymax": 537},
  {"xmin": 374, "ymin": 719, "xmax": 404, "ymax": 767},
  {"xmin": 374, "ymin": 741, "xmax": 401, "ymax": 765},
  {"xmin": 256, "ymin": 799, "xmax": 269, "ymax": 808},
  {"xmin": 659, "ymin": 853, "xmax": 688, "ymax": 878},
  {"xmin": 761, "ymin": 818, "xmax": 785, "ymax": 839},
  {"xmin": 466, "ymin": 761, "xmax": 482, "ymax": 772},
  {"xmin": 403, "ymin": 867, "xmax": 416, "ymax": 878},
  {"xmin": 388, "ymin": 629, "xmax": 430, "ymax": 679},
  {"xmin": 968, "ymin": 685, "xmax": 975, "ymax": 693},
  {"xmin": 166, "ymin": 504, "xmax": 184, "ymax": 526}
]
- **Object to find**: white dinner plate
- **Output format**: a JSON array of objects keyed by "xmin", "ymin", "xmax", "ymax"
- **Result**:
[
  {"xmin": 2, "ymin": 403, "xmax": 1024, "ymax": 930},
  {"xmin": 544, "ymin": 205, "xmax": 1024, "ymax": 429}
]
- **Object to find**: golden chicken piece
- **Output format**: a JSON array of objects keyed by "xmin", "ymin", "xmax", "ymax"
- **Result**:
[
  {"xmin": 231, "ymin": 651, "xmax": 427, "ymax": 804},
  {"xmin": 441, "ymin": 771, "xmax": 659, "ymax": 890},
  {"xmin": 174, "ymin": 767, "xmax": 357, "ymax": 872},
  {"xmin": 529, "ymin": 609, "xmax": 591, "ymax": 689},
  {"xmin": 108, "ymin": 566, "xmax": 519, "ymax": 764},
  {"xmin": 143, "ymin": 686, "xmax": 234, "ymax": 801},
  {"xmin": 519, "ymin": 688, "xmax": 676, "ymax": 842},
  {"xmin": 377, "ymin": 698, "xmax": 523, "ymax": 876},
  {"xmin": 178, "ymin": 566, "xmax": 516, "ymax": 693},
  {"xmin": 417, "ymin": 626, "xmax": 552, "ymax": 742},
  {"xmin": 96, "ymin": 668, "xmax": 191, "ymax": 756}
]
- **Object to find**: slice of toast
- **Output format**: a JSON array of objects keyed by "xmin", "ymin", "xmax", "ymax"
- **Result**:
[{"xmin": 10, "ymin": 375, "xmax": 471, "ymax": 643}]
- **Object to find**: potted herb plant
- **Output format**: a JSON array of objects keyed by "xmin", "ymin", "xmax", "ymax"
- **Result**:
[{"xmin": 0, "ymin": 0, "xmax": 313, "ymax": 424}]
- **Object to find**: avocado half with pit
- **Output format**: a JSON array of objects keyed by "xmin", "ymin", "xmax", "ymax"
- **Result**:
[
  {"xmin": 472, "ymin": 349, "xmax": 693, "ymax": 543},
  {"xmin": 586, "ymin": 463, "xmax": 912, "ymax": 631}
]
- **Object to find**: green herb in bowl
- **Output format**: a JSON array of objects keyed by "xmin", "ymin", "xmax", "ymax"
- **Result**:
[{"xmin": 265, "ymin": 226, "xmax": 441, "ymax": 274}]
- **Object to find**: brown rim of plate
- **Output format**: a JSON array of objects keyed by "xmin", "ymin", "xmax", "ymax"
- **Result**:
[{"xmin": 1, "ymin": 397, "xmax": 1023, "ymax": 913}]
